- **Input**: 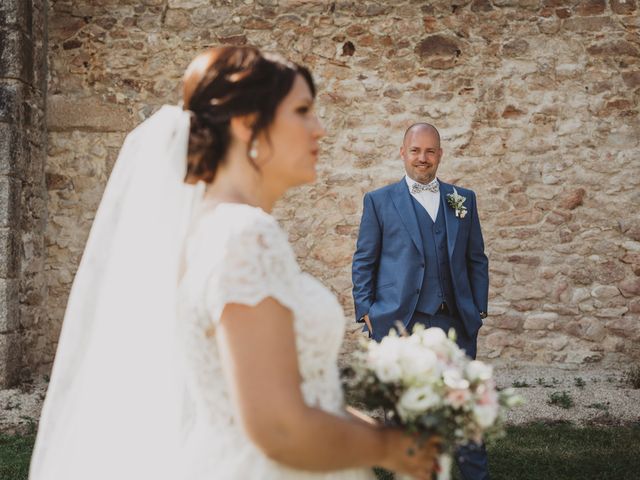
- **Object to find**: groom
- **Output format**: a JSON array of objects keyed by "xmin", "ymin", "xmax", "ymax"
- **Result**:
[{"xmin": 351, "ymin": 123, "xmax": 489, "ymax": 479}]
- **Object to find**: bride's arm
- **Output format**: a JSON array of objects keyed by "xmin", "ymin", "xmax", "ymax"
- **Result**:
[{"xmin": 216, "ymin": 298, "xmax": 439, "ymax": 478}]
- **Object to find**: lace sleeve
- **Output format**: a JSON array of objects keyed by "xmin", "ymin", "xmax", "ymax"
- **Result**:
[{"xmin": 203, "ymin": 207, "xmax": 300, "ymax": 323}]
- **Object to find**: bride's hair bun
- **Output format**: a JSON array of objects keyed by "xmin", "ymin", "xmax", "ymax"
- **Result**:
[{"xmin": 181, "ymin": 46, "xmax": 315, "ymax": 184}]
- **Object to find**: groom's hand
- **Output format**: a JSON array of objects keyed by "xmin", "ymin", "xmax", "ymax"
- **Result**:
[{"xmin": 362, "ymin": 314, "xmax": 373, "ymax": 335}]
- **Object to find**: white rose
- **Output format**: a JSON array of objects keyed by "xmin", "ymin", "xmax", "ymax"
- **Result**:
[
  {"xmin": 443, "ymin": 367, "xmax": 470, "ymax": 390},
  {"xmin": 419, "ymin": 327, "xmax": 448, "ymax": 347},
  {"xmin": 398, "ymin": 385, "xmax": 441, "ymax": 421},
  {"xmin": 472, "ymin": 404, "xmax": 498, "ymax": 429},
  {"xmin": 368, "ymin": 336, "xmax": 403, "ymax": 383},
  {"xmin": 399, "ymin": 342, "xmax": 438, "ymax": 385},
  {"xmin": 465, "ymin": 360, "xmax": 493, "ymax": 383}
]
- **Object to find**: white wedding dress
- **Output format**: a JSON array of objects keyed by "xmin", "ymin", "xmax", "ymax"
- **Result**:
[{"xmin": 177, "ymin": 202, "xmax": 376, "ymax": 479}]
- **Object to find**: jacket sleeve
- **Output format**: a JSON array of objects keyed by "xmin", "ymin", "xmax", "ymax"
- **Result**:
[
  {"xmin": 352, "ymin": 192, "xmax": 382, "ymax": 323},
  {"xmin": 466, "ymin": 191, "xmax": 489, "ymax": 314}
]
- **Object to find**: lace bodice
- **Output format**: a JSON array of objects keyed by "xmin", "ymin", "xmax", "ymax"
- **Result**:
[{"xmin": 177, "ymin": 203, "xmax": 374, "ymax": 479}]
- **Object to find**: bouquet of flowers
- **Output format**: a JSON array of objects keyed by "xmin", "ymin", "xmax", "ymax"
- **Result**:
[{"xmin": 345, "ymin": 325, "xmax": 522, "ymax": 480}]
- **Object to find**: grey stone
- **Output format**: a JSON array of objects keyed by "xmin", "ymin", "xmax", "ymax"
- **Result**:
[
  {"xmin": 524, "ymin": 312, "xmax": 559, "ymax": 330},
  {"xmin": 0, "ymin": 228, "xmax": 19, "ymax": 278},
  {"xmin": 0, "ymin": 175, "xmax": 21, "ymax": 228},
  {"xmin": 0, "ymin": 30, "xmax": 34, "ymax": 84},
  {"xmin": 0, "ymin": 0, "xmax": 31, "ymax": 32},
  {"xmin": 0, "ymin": 122, "xmax": 24, "ymax": 175},
  {"xmin": 0, "ymin": 333, "xmax": 21, "ymax": 387},
  {"xmin": 591, "ymin": 285, "xmax": 621, "ymax": 299},
  {"xmin": 0, "ymin": 278, "xmax": 19, "ymax": 332},
  {"xmin": 0, "ymin": 80, "xmax": 28, "ymax": 126}
]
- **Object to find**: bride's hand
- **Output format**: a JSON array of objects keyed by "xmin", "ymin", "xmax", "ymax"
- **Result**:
[{"xmin": 379, "ymin": 428, "xmax": 441, "ymax": 480}]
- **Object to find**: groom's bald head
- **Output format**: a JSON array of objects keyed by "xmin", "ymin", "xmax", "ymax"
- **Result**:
[{"xmin": 403, "ymin": 123, "xmax": 441, "ymax": 146}]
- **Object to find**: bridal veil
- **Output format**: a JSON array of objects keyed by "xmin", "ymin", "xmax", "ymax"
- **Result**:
[{"xmin": 29, "ymin": 105, "xmax": 199, "ymax": 479}]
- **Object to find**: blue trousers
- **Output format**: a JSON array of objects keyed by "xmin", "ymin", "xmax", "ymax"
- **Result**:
[{"xmin": 409, "ymin": 310, "xmax": 490, "ymax": 480}]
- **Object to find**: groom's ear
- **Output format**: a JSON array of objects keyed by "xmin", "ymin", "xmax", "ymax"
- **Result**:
[{"xmin": 229, "ymin": 114, "xmax": 257, "ymax": 144}]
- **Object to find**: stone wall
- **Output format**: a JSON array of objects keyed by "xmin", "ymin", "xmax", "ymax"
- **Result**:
[
  {"xmin": 0, "ymin": 0, "xmax": 48, "ymax": 387},
  {"xmin": 40, "ymin": 0, "xmax": 639, "ymax": 375}
]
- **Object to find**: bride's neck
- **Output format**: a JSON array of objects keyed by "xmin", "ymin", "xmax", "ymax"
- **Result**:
[{"xmin": 203, "ymin": 161, "xmax": 280, "ymax": 213}]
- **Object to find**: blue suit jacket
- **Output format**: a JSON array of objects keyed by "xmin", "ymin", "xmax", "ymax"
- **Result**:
[{"xmin": 352, "ymin": 178, "xmax": 489, "ymax": 341}]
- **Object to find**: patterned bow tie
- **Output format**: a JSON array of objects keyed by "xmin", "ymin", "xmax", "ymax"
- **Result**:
[{"xmin": 411, "ymin": 180, "xmax": 439, "ymax": 194}]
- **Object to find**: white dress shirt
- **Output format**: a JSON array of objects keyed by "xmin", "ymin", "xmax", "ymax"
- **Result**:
[{"xmin": 405, "ymin": 175, "xmax": 440, "ymax": 222}]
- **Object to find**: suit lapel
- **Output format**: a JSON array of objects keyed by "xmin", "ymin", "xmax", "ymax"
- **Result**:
[
  {"xmin": 390, "ymin": 180, "xmax": 424, "ymax": 257},
  {"xmin": 439, "ymin": 181, "xmax": 459, "ymax": 259}
]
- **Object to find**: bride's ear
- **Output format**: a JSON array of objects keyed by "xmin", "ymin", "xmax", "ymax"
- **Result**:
[{"xmin": 229, "ymin": 114, "xmax": 257, "ymax": 145}]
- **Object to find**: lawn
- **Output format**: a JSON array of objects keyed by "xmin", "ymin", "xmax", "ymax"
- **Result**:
[
  {"xmin": 2, "ymin": 423, "xmax": 640, "ymax": 480},
  {"xmin": 0, "ymin": 433, "xmax": 35, "ymax": 480}
]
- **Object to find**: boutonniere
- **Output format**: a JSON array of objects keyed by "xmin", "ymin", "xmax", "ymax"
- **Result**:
[{"xmin": 446, "ymin": 187, "xmax": 468, "ymax": 218}]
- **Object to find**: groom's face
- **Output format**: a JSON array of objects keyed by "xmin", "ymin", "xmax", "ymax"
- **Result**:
[{"xmin": 400, "ymin": 128, "xmax": 442, "ymax": 184}]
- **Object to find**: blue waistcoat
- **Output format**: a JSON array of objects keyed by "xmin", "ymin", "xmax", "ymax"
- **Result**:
[{"xmin": 411, "ymin": 196, "xmax": 458, "ymax": 316}]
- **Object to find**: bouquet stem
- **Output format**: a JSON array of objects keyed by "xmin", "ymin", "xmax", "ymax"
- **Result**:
[{"xmin": 436, "ymin": 452, "xmax": 453, "ymax": 480}]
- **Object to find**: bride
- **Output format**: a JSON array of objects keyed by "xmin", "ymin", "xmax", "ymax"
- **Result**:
[{"xmin": 29, "ymin": 46, "xmax": 439, "ymax": 480}]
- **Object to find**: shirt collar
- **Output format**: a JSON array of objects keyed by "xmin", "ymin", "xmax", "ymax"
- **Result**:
[{"xmin": 405, "ymin": 175, "xmax": 439, "ymax": 192}]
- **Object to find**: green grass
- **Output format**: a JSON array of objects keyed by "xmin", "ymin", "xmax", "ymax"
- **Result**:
[
  {"xmin": 0, "ymin": 434, "xmax": 35, "ymax": 480},
  {"xmin": 375, "ymin": 423, "xmax": 640, "ymax": 480},
  {"xmin": 2, "ymin": 424, "xmax": 640, "ymax": 480},
  {"xmin": 548, "ymin": 390, "xmax": 575, "ymax": 409},
  {"xmin": 487, "ymin": 422, "xmax": 640, "ymax": 480}
]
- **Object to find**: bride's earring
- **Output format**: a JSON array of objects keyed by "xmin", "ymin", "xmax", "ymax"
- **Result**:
[{"xmin": 248, "ymin": 139, "xmax": 258, "ymax": 161}]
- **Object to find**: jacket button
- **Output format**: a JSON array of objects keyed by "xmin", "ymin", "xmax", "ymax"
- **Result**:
[
  {"xmin": 416, "ymin": 289, "xmax": 420, "ymax": 294},
  {"xmin": 420, "ymin": 263, "xmax": 425, "ymax": 268}
]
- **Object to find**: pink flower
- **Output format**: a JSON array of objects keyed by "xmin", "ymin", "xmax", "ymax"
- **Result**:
[
  {"xmin": 478, "ymin": 384, "xmax": 499, "ymax": 407},
  {"xmin": 446, "ymin": 388, "xmax": 471, "ymax": 409}
]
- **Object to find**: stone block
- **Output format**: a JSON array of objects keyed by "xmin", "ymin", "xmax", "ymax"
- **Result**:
[
  {"xmin": 415, "ymin": 35, "xmax": 463, "ymax": 70},
  {"xmin": 0, "ymin": 333, "xmax": 21, "ymax": 387},
  {"xmin": 471, "ymin": 0, "xmax": 494, "ymax": 12},
  {"xmin": 524, "ymin": 312, "xmax": 558, "ymax": 330},
  {"xmin": 0, "ymin": 228, "xmax": 19, "ymax": 278},
  {"xmin": 578, "ymin": 317, "xmax": 607, "ymax": 342},
  {"xmin": 606, "ymin": 316, "xmax": 640, "ymax": 340},
  {"xmin": 0, "ymin": 0, "xmax": 31, "ymax": 32},
  {"xmin": 619, "ymin": 277, "xmax": 640, "ymax": 297},
  {"xmin": 563, "ymin": 16, "xmax": 616, "ymax": 32},
  {"xmin": 594, "ymin": 307, "xmax": 629, "ymax": 318},
  {"xmin": 0, "ymin": 81, "xmax": 23, "ymax": 125},
  {"xmin": 611, "ymin": 0, "xmax": 637, "ymax": 14},
  {"xmin": 0, "ymin": 175, "xmax": 21, "ymax": 227},
  {"xmin": 47, "ymin": 95, "xmax": 137, "ymax": 132},
  {"xmin": 622, "ymin": 71, "xmax": 640, "ymax": 89},
  {"xmin": 575, "ymin": 0, "xmax": 606, "ymax": 16},
  {"xmin": 591, "ymin": 285, "xmax": 621, "ymax": 299},
  {"xmin": 0, "ymin": 278, "xmax": 19, "ymax": 332},
  {"xmin": 588, "ymin": 40, "xmax": 640, "ymax": 58},
  {"xmin": 502, "ymin": 39, "xmax": 529, "ymax": 57},
  {"xmin": 558, "ymin": 188, "xmax": 586, "ymax": 210},
  {"xmin": 0, "ymin": 30, "xmax": 34, "ymax": 84},
  {"xmin": 493, "ymin": 0, "xmax": 540, "ymax": 8},
  {"xmin": 0, "ymin": 122, "xmax": 25, "ymax": 175}
]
